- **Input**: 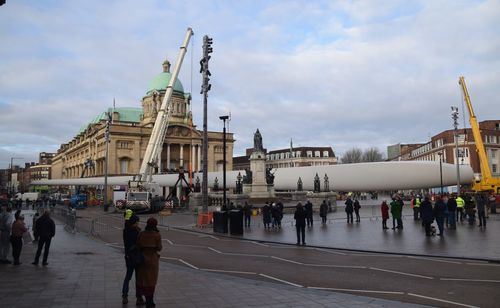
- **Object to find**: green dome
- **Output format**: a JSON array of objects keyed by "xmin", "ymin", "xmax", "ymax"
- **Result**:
[{"xmin": 146, "ymin": 72, "xmax": 184, "ymax": 95}]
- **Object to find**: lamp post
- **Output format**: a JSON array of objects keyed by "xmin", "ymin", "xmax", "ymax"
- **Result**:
[
  {"xmin": 219, "ymin": 115, "xmax": 229, "ymax": 211},
  {"xmin": 438, "ymin": 152, "xmax": 443, "ymax": 195},
  {"xmin": 10, "ymin": 157, "xmax": 23, "ymax": 197},
  {"xmin": 451, "ymin": 106, "xmax": 461, "ymax": 194},
  {"xmin": 103, "ymin": 112, "xmax": 111, "ymax": 211}
]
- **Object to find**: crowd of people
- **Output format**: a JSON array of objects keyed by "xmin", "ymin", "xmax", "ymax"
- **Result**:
[{"xmin": 0, "ymin": 204, "xmax": 55, "ymax": 266}]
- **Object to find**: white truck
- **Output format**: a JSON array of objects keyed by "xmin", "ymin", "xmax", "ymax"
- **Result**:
[{"xmin": 15, "ymin": 192, "xmax": 40, "ymax": 202}]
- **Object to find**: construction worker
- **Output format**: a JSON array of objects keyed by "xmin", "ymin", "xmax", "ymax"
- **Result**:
[
  {"xmin": 456, "ymin": 195, "xmax": 465, "ymax": 222},
  {"xmin": 413, "ymin": 195, "xmax": 421, "ymax": 220}
]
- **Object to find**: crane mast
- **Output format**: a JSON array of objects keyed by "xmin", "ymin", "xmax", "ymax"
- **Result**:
[
  {"xmin": 126, "ymin": 28, "xmax": 193, "ymax": 212},
  {"xmin": 459, "ymin": 76, "xmax": 500, "ymax": 193}
]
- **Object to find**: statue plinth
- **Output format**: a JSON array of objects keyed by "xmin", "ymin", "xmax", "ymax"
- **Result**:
[{"xmin": 249, "ymin": 150, "xmax": 275, "ymax": 198}]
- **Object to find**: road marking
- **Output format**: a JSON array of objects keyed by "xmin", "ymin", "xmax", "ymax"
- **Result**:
[
  {"xmin": 172, "ymin": 243, "xmax": 208, "ymax": 249},
  {"xmin": 220, "ymin": 252, "xmax": 269, "ymax": 258},
  {"xmin": 407, "ymin": 293, "xmax": 479, "ymax": 308},
  {"xmin": 350, "ymin": 253, "xmax": 403, "ymax": 258},
  {"xmin": 314, "ymin": 248, "xmax": 346, "ymax": 255},
  {"xmin": 201, "ymin": 268, "xmax": 256, "ymax": 275},
  {"xmin": 466, "ymin": 262, "xmax": 500, "ymax": 267},
  {"xmin": 440, "ymin": 278, "xmax": 500, "ymax": 283},
  {"xmin": 160, "ymin": 257, "xmax": 199, "ymax": 270},
  {"xmin": 270, "ymin": 256, "xmax": 303, "ymax": 265},
  {"xmin": 252, "ymin": 242, "xmax": 269, "ymax": 247},
  {"xmin": 406, "ymin": 256, "xmax": 461, "ymax": 264},
  {"xmin": 198, "ymin": 234, "xmax": 220, "ymax": 240},
  {"xmin": 369, "ymin": 267, "xmax": 433, "ymax": 279},
  {"xmin": 308, "ymin": 286, "xmax": 404, "ymax": 295},
  {"xmin": 164, "ymin": 239, "xmax": 174, "ymax": 245},
  {"xmin": 259, "ymin": 273, "xmax": 303, "ymax": 288},
  {"xmin": 304, "ymin": 263, "xmax": 366, "ymax": 269},
  {"xmin": 208, "ymin": 247, "xmax": 222, "ymax": 254}
]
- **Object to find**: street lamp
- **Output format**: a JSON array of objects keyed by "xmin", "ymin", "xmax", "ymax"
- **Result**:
[
  {"xmin": 10, "ymin": 157, "xmax": 23, "ymax": 196},
  {"xmin": 451, "ymin": 106, "xmax": 461, "ymax": 194},
  {"xmin": 219, "ymin": 115, "xmax": 229, "ymax": 211},
  {"xmin": 103, "ymin": 111, "xmax": 111, "ymax": 212},
  {"xmin": 438, "ymin": 152, "xmax": 443, "ymax": 195}
]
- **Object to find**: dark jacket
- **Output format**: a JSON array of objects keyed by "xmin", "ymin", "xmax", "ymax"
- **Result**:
[
  {"xmin": 420, "ymin": 199, "xmax": 434, "ymax": 223},
  {"xmin": 353, "ymin": 200, "xmax": 361, "ymax": 210},
  {"xmin": 433, "ymin": 200, "xmax": 447, "ymax": 219},
  {"xmin": 447, "ymin": 198, "xmax": 457, "ymax": 212},
  {"xmin": 35, "ymin": 213, "xmax": 56, "ymax": 239},
  {"xmin": 294, "ymin": 206, "xmax": 307, "ymax": 227},
  {"xmin": 319, "ymin": 201, "xmax": 328, "ymax": 217},
  {"xmin": 345, "ymin": 199, "xmax": 353, "ymax": 213},
  {"xmin": 304, "ymin": 202, "xmax": 313, "ymax": 215},
  {"xmin": 123, "ymin": 222, "xmax": 140, "ymax": 255}
]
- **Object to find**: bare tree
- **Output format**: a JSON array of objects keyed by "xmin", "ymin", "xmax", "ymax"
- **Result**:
[
  {"xmin": 362, "ymin": 147, "xmax": 384, "ymax": 162},
  {"xmin": 341, "ymin": 147, "xmax": 363, "ymax": 164}
]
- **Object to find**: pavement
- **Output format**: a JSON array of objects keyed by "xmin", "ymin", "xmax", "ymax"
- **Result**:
[{"xmin": 0, "ymin": 214, "xmax": 428, "ymax": 308}]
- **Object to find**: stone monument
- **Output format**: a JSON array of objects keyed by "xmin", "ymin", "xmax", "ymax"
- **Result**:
[{"xmin": 245, "ymin": 129, "xmax": 275, "ymax": 198}]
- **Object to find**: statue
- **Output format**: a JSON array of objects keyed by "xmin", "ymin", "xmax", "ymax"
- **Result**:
[
  {"xmin": 324, "ymin": 173, "xmax": 329, "ymax": 192},
  {"xmin": 253, "ymin": 129, "xmax": 263, "ymax": 152},
  {"xmin": 313, "ymin": 173, "xmax": 321, "ymax": 193},
  {"xmin": 242, "ymin": 168, "xmax": 252, "ymax": 184},
  {"xmin": 297, "ymin": 177, "xmax": 303, "ymax": 191},
  {"xmin": 266, "ymin": 168, "xmax": 275, "ymax": 185},
  {"xmin": 213, "ymin": 177, "xmax": 219, "ymax": 191},
  {"xmin": 235, "ymin": 172, "xmax": 243, "ymax": 194},
  {"xmin": 194, "ymin": 176, "xmax": 201, "ymax": 193}
]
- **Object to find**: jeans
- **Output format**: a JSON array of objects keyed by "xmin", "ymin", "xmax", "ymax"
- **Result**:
[
  {"xmin": 10, "ymin": 236, "xmax": 23, "ymax": 264},
  {"xmin": 34, "ymin": 237, "xmax": 52, "ymax": 264},
  {"xmin": 436, "ymin": 217, "xmax": 444, "ymax": 235},
  {"xmin": 295, "ymin": 225, "xmax": 305, "ymax": 244},
  {"xmin": 448, "ymin": 212, "xmax": 456, "ymax": 228},
  {"xmin": 346, "ymin": 212, "xmax": 353, "ymax": 223},
  {"xmin": 122, "ymin": 256, "xmax": 140, "ymax": 298},
  {"xmin": 478, "ymin": 210, "xmax": 486, "ymax": 226},
  {"xmin": 244, "ymin": 215, "xmax": 251, "ymax": 227}
]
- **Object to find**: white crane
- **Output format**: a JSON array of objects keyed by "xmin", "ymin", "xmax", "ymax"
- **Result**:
[{"xmin": 126, "ymin": 27, "xmax": 194, "ymax": 212}]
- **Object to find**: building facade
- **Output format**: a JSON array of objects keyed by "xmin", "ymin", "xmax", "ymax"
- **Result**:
[
  {"xmin": 233, "ymin": 146, "xmax": 337, "ymax": 171},
  {"xmin": 50, "ymin": 59, "xmax": 234, "ymax": 181},
  {"xmin": 388, "ymin": 120, "xmax": 500, "ymax": 178}
]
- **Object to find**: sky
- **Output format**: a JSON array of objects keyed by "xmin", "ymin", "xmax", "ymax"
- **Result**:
[{"xmin": 1, "ymin": 0, "xmax": 499, "ymax": 168}]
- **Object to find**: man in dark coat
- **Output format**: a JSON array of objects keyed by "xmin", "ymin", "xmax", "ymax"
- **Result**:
[
  {"xmin": 121, "ymin": 214, "xmax": 145, "ymax": 305},
  {"xmin": 319, "ymin": 200, "xmax": 328, "ymax": 224},
  {"xmin": 262, "ymin": 202, "xmax": 271, "ymax": 229},
  {"xmin": 294, "ymin": 203, "xmax": 307, "ymax": 245},
  {"xmin": 345, "ymin": 196, "xmax": 354, "ymax": 224},
  {"xmin": 304, "ymin": 200, "xmax": 313, "ymax": 227},
  {"xmin": 433, "ymin": 196, "xmax": 447, "ymax": 236},
  {"xmin": 242, "ymin": 201, "xmax": 252, "ymax": 228},
  {"xmin": 420, "ymin": 196, "xmax": 434, "ymax": 236},
  {"xmin": 32, "ymin": 210, "xmax": 55, "ymax": 266},
  {"xmin": 447, "ymin": 195, "xmax": 457, "ymax": 229},
  {"xmin": 353, "ymin": 199, "xmax": 361, "ymax": 222}
]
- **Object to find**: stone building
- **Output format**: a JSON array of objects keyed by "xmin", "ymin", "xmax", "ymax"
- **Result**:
[
  {"xmin": 50, "ymin": 59, "xmax": 234, "ymax": 183},
  {"xmin": 388, "ymin": 120, "xmax": 500, "ymax": 178}
]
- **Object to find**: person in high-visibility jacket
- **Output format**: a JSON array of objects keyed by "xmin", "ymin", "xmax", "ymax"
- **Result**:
[
  {"xmin": 456, "ymin": 195, "xmax": 465, "ymax": 222},
  {"xmin": 412, "ymin": 196, "xmax": 421, "ymax": 220}
]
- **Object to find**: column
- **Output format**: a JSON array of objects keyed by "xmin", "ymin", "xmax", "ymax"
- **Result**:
[
  {"xmin": 197, "ymin": 145, "xmax": 201, "ymax": 172},
  {"xmin": 191, "ymin": 144, "xmax": 195, "ymax": 172},
  {"xmin": 166, "ymin": 143, "xmax": 171, "ymax": 171},
  {"xmin": 179, "ymin": 144, "xmax": 184, "ymax": 169},
  {"xmin": 158, "ymin": 150, "xmax": 162, "ymax": 174}
]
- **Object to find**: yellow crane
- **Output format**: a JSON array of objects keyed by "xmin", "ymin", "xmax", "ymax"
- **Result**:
[{"xmin": 459, "ymin": 76, "xmax": 500, "ymax": 193}]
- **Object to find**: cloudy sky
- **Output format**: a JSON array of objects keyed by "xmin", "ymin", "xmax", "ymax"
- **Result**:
[{"xmin": 1, "ymin": 0, "xmax": 499, "ymax": 168}]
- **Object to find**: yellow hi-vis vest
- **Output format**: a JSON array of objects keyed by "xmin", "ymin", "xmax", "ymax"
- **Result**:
[
  {"xmin": 456, "ymin": 197, "xmax": 465, "ymax": 208},
  {"xmin": 414, "ymin": 198, "xmax": 421, "ymax": 208}
]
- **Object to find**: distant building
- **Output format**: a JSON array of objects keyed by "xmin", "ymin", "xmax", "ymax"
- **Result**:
[
  {"xmin": 389, "ymin": 120, "xmax": 500, "ymax": 178},
  {"xmin": 233, "ymin": 145, "xmax": 337, "ymax": 171}
]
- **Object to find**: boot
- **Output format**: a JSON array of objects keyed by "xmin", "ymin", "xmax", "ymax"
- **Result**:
[{"xmin": 145, "ymin": 296, "xmax": 155, "ymax": 307}]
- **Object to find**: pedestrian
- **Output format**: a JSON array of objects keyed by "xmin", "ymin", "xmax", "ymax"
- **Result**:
[
  {"xmin": 305, "ymin": 200, "xmax": 313, "ymax": 227},
  {"xmin": 390, "ymin": 197, "xmax": 402, "ymax": 229},
  {"xmin": 319, "ymin": 200, "xmax": 328, "ymax": 224},
  {"xmin": 121, "ymin": 214, "xmax": 145, "ymax": 305},
  {"xmin": 420, "ymin": 196, "xmax": 434, "ymax": 236},
  {"xmin": 433, "ymin": 196, "xmax": 447, "ymax": 236},
  {"xmin": 243, "ymin": 201, "xmax": 252, "ymax": 228},
  {"xmin": 10, "ymin": 213, "xmax": 27, "ymax": 265},
  {"xmin": 262, "ymin": 202, "xmax": 271, "ymax": 229},
  {"xmin": 136, "ymin": 217, "xmax": 162, "ymax": 308},
  {"xmin": 0, "ymin": 206, "xmax": 14, "ymax": 264},
  {"xmin": 276, "ymin": 201, "xmax": 284, "ymax": 228},
  {"xmin": 380, "ymin": 200, "xmax": 389, "ymax": 230},
  {"xmin": 464, "ymin": 195, "xmax": 476, "ymax": 225},
  {"xmin": 271, "ymin": 203, "xmax": 280, "ymax": 229},
  {"xmin": 353, "ymin": 199, "xmax": 361, "ymax": 222},
  {"xmin": 345, "ymin": 196, "xmax": 354, "ymax": 224},
  {"xmin": 475, "ymin": 193, "xmax": 487, "ymax": 228},
  {"xmin": 412, "ymin": 195, "xmax": 421, "ymax": 220},
  {"xmin": 32, "ymin": 210, "xmax": 55, "ymax": 266},
  {"xmin": 32, "ymin": 212, "xmax": 40, "ymax": 242},
  {"xmin": 447, "ymin": 194, "xmax": 457, "ymax": 229},
  {"xmin": 294, "ymin": 202, "xmax": 306, "ymax": 245},
  {"xmin": 456, "ymin": 195, "xmax": 465, "ymax": 222}
]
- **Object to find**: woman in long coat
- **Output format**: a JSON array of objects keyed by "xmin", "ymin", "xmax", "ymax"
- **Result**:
[
  {"xmin": 380, "ymin": 201, "xmax": 389, "ymax": 230},
  {"xmin": 136, "ymin": 217, "xmax": 162, "ymax": 308}
]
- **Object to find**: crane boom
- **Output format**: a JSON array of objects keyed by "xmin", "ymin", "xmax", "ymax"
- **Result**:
[
  {"xmin": 139, "ymin": 27, "xmax": 193, "ymax": 181},
  {"xmin": 459, "ymin": 76, "xmax": 500, "ymax": 193}
]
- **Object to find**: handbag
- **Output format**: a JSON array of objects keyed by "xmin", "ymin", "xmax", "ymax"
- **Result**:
[{"xmin": 129, "ymin": 245, "xmax": 145, "ymax": 267}]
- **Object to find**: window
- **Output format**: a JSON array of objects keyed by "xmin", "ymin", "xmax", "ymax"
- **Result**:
[
  {"xmin": 492, "ymin": 164, "xmax": 498, "ymax": 174},
  {"xmin": 120, "ymin": 159, "xmax": 128, "ymax": 174},
  {"xmin": 306, "ymin": 151, "xmax": 312, "ymax": 158},
  {"xmin": 323, "ymin": 151, "xmax": 329, "ymax": 157},
  {"xmin": 491, "ymin": 149, "xmax": 497, "ymax": 158},
  {"xmin": 315, "ymin": 151, "xmax": 320, "ymax": 157},
  {"xmin": 296, "ymin": 151, "xmax": 301, "ymax": 158}
]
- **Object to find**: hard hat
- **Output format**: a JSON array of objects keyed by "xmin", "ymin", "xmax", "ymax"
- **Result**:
[{"xmin": 124, "ymin": 209, "xmax": 133, "ymax": 220}]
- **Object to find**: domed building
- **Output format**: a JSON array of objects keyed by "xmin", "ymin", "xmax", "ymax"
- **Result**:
[{"xmin": 50, "ymin": 59, "xmax": 234, "ymax": 194}]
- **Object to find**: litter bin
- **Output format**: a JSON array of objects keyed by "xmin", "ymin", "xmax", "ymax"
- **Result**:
[
  {"xmin": 213, "ymin": 211, "xmax": 228, "ymax": 233},
  {"xmin": 229, "ymin": 209, "xmax": 244, "ymax": 235}
]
